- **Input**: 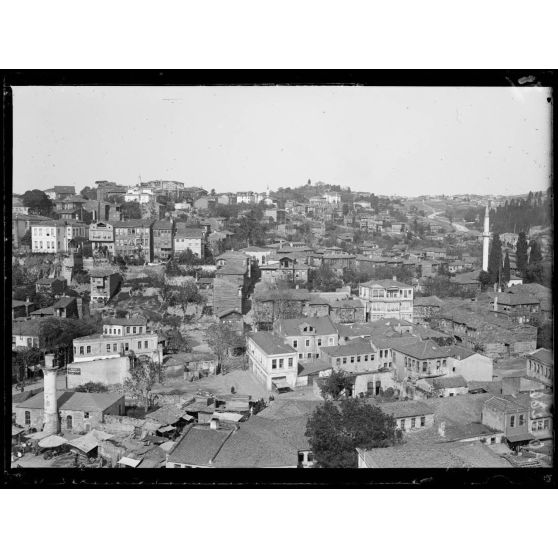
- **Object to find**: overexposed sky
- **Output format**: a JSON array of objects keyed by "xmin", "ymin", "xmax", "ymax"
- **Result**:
[{"xmin": 12, "ymin": 85, "xmax": 552, "ymax": 196}]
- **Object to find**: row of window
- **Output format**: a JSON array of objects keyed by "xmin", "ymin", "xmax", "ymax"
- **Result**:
[
  {"xmin": 335, "ymin": 354, "xmax": 375, "ymax": 366},
  {"xmin": 528, "ymin": 360, "xmax": 552, "ymax": 379},
  {"xmin": 510, "ymin": 414, "xmax": 525, "ymax": 428},
  {"xmin": 292, "ymin": 336, "xmax": 335, "ymax": 348},
  {"xmin": 12, "ymin": 336, "xmax": 39, "ymax": 348},
  {"xmin": 34, "ymin": 240, "xmax": 59, "ymax": 250},
  {"xmin": 103, "ymin": 326, "xmax": 144, "ymax": 335},
  {"xmin": 532, "ymin": 419, "xmax": 550, "ymax": 431},
  {"xmin": 75, "ymin": 339, "xmax": 151, "ymax": 355},
  {"xmin": 300, "ymin": 353, "xmax": 318, "ymax": 360},
  {"xmin": 271, "ymin": 357, "xmax": 294, "ymax": 369},
  {"xmin": 399, "ymin": 416, "xmax": 426, "ymax": 430}
]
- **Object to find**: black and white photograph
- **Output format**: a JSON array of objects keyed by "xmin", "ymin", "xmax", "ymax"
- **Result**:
[{"xmin": 3, "ymin": 75, "xmax": 554, "ymax": 483}]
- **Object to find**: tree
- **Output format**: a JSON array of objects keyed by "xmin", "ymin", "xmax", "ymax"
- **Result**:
[
  {"xmin": 305, "ymin": 398, "xmax": 398, "ymax": 468},
  {"xmin": 478, "ymin": 270, "xmax": 492, "ymax": 290},
  {"xmin": 124, "ymin": 357, "xmax": 165, "ymax": 411},
  {"xmin": 319, "ymin": 370, "xmax": 354, "ymax": 400},
  {"xmin": 516, "ymin": 232, "xmax": 529, "ymax": 277},
  {"xmin": 20, "ymin": 229, "xmax": 32, "ymax": 248},
  {"xmin": 206, "ymin": 322, "xmax": 242, "ymax": 373},
  {"xmin": 14, "ymin": 347, "xmax": 42, "ymax": 382},
  {"xmin": 80, "ymin": 186, "xmax": 96, "ymax": 200},
  {"xmin": 310, "ymin": 264, "xmax": 343, "ymax": 292},
  {"xmin": 165, "ymin": 282, "xmax": 203, "ymax": 315},
  {"xmin": 487, "ymin": 233, "xmax": 502, "ymax": 285},
  {"xmin": 528, "ymin": 239, "xmax": 542, "ymax": 265},
  {"xmin": 74, "ymin": 382, "xmax": 108, "ymax": 393},
  {"xmin": 120, "ymin": 201, "xmax": 142, "ymax": 220},
  {"xmin": 502, "ymin": 251, "xmax": 511, "ymax": 283},
  {"xmin": 166, "ymin": 328, "xmax": 191, "ymax": 354},
  {"xmin": 176, "ymin": 248, "xmax": 202, "ymax": 266},
  {"xmin": 22, "ymin": 189, "xmax": 54, "ymax": 216}
]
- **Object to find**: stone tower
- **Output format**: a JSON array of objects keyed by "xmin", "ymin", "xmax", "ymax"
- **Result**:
[
  {"xmin": 43, "ymin": 354, "xmax": 60, "ymax": 435},
  {"xmin": 482, "ymin": 203, "xmax": 490, "ymax": 272}
]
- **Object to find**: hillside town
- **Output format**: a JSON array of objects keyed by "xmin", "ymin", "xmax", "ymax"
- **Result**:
[{"xmin": 11, "ymin": 179, "xmax": 553, "ymax": 469}]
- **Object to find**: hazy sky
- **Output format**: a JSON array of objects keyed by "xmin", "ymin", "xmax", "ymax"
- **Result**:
[{"xmin": 12, "ymin": 85, "xmax": 552, "ymax": 196}]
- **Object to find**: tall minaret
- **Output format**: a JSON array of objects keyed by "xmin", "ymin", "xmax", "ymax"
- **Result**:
[
  {"xmin": 482, "ymin": 202, "xmax": 490, "ymax": 272},
  {"xmin": 43, "ymin": 354, "xmax": 60, "ymax": 435}
]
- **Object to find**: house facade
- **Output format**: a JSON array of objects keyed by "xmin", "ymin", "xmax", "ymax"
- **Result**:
[
  {"xmin": 174, "ymin": 226, "xmax": 205, "ymax": 259},
  {"xmin": 153, "ymin": 219, "xmax": 174, "ymax": 261},
  {"xmin": 89, "ymin": 221, "xmax": 115, "ymax": 255},
  {"xmin": 247, "ymin": 332, "xmax": 298, "ymax": 391},
  {"xmin": 112, "ymin": 219, "xmax": 155, "ymax": 262},
  {"xmin": 359, "ymin": 279, "xmax": 414, "ymax": 322},
  {"xmin": 89, "ymin": 270, "xmax": 122, "ymax": 304}
]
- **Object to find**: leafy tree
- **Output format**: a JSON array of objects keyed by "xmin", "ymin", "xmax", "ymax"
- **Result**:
[
  {"xmin": 305, "ymin": 399, "xmax": 398, "ymax": 468},
  {"xmin": 516, "ymin": 232, "xmax": 529, "ymax": 277},
  {"xmin": 80, "ymin": 186, "xmax": 96, "ymax": 200},
  {"xmin": 165, "ymin": 259, "xmax": 185, "ymax": 276},
  {"xmin": 14, "ymin": 347, "xmax": 42, "ymax": 382},
  {"xmin": 165, "ymin": 328, "xmax": 191, "ymax": 353},
  {"xmin": 502, "ymin": 251, "xmax": 511, "ymax": 283},
  {"xmin": 528, "ymin": 239, "xmax": 542, "ymax": 265},
  {"xmin": 120, "ymin": 201, "xmax": 142, "ymax": 220},
  {"xmin": 22, "ymin": 189, "xmax": 54, "ymax": 216},
  {"xmin": 487, "ymin": 233, "xmax": 502, "ymax": 285},
  {"xmin": 124, "ymin": 357, "xmax": 165, "ymax": 411},
  {"xmin": 176, "ymin": 249, "xmax": 202, "ymax": 266},
  {"xmin": 319, "ymin": 370, "xmax": 354, "ymax": 400},
  {"xmin": 478, "ymin": 270, "xmax": 492, "ymax": 290},
  {"xmin": 73, "ymin": 270, "xmax": 90, "ymax": 284},
  {"xmin": 164, "ymin": 282, "xmax": 203, "ymax": 315},
  {"xmin": 310, "ymin": 264, "xmax": 343, "ymax": 292},
  {"xmin": 206, "ymin": 322, "xmax": 243, "ymax": 373},
  {"xmin": 74, "ymin": 382, "xmax": 108, "ymax": 393},
  {"xmin": 20, "ymin": 229, "xmax": 32, "ymax": 247},
  {"xmin": 115, "ymin": 309, "xmax": 128, "ymax": 318}
]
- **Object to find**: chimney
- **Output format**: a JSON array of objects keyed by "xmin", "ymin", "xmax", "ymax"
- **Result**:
[
  {"xmin": 438, "ymin": 421, "xmax": 446, "ymax": 438},
  {"xmin": 210, "ymin": 417, "xmax": 219, "ymax": 430}
]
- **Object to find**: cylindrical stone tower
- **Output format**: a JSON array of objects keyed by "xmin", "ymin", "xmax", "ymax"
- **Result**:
[
  {"xmin": 482, "ymin": 203, "xmax": 490, "ymax": 272},
  {"xmin": 43, "ymin": 354, "xmax": 60, "ymax": 435}
]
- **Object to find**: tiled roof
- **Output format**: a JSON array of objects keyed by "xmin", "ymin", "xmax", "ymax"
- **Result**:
[
  {"xmin": 110, "ymin": 219, "xmax": 155, "ymax": 228},
  {"xmin": 53, "ymin": 297, "xmax": 76, "ymax": 309},
  {"xmin": 483, "ymin": 395, "xmax": 529, "ymax": 413},
  {"xmin": 167, "ymin": 425, "xmax": 233, "ymax": 466},
  {"xmin": 390, "ymin": 339, "xmax": 452, "ymax": 360},
  {"xmin": 276, "ymin": 316, "xmax": 337, "ymax": 337},
  {"xmin": 426, "ymin": 375, "xmax": 468, "ymax": 389},
  {"xmin": 247, "ymin": 332, "xmax": 296, "ymax": 356},
  {"xmin": 12, "ymin": 319, "xmax": 42, "ymax": 337},
  {"xmin": 361, "ymin": 279, "xmax": 413, "ymax": 289},
  {"xmin": 153, "ymin": 219, "xmax": 174, "ymax": 230},
  {"xmin": 528, "ymin": 348, "xmax": 553, "ymax": 367},
  {"xmin": 16, "ymin": 390, "xmax": 123, "ymax": 411},
  {"xmin": 375, "ymin": 400, "xmax": 434, "ymax": 419},
  {"xmin": 321, "ymin": 340, "xmax": 375, "ymax": 358},
  {"xmin": 175, "ymin": 227, "xmax": 204, "ymax": 238},
  {"xmin": 359, "ymin": 440, "xmax": 511, "ymax": 468},
  {"xmin": 103, "ymin": 317, "xmax": 147, "ymax": 326},
  {"xmin": 413, "ymin": 296, "xmax": 444, "ymax": 307}
]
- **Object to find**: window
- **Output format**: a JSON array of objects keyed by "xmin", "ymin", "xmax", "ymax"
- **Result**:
[
  {"xmin": 137, "ymin": 341, "xmax": 142, "ymax": 349},
  {"xmin": 422, "ymin": 362, "xmax": 427, "ymax": 372},
  {"xmin": 307, "ymin": 353, "xmax": 312, "ymax": 359},
  {"xmin": 543, "ymin": 419, "xmax": 549, "ymax": 429},
  {"xmin": 370, "ymin": 354, "xmax": 375, "ymax": 361},
  {"xmin": 293, "ymin": 340, "xmax": 298, "ymax": 348},
  {"xmin": 106, "ymin": 344, "xmax": 111, "ymax": 352},
  {"xmin": 84, "ymin": 412, "xmax": 90, "ymax": 419},
  {"xmin": 510, "ymin": 415, "xmax": 515, "ymax": 428},
  {"xmin": 442, "ymin": 359, "xmax": 446, "ymax": 366},
  {"xmin": 27, "ymin": 338, "xmax": 32, "ymax": 347},
  {"xmin": 299, "ymin": 353, "xmax": 303, "ymax": 359},
  {"xmin": 519, "ymin": 414, "xmax": 525, "ymax": 426},
  {"xmin": 336, "ymin": 358, "xmax": 341, "ymax": 365},
  {"xmin": 329, "ymin": 337, "xmax": 334, "ymax": 345},
  {"xmin": 350, "ymin": 356, "xmax": 355, "ymax": 364},
  {"xmin": 125, "ymin": 343, "xmax": 129, "ymax": 351},
  {"xmin": 127, "ymin": 327, "xmax": 130, "ymax": 334},
  {"xmin": 490, "ymin": 437, "xmax": 496, "ymax": 444},
  {"xmin": 317, "ymin": 338, "xmax": 322, "ymax": 346},
  {"xmin": 364, "ymin": 355, "xmax": 368, "ymax": 362},
  {"xmin": 79, "ymin": 346, "xmax": 84, "ymax": 355},
  {"xmin": 25, "ymin": 411, "xmax": 31, "ymax": 425},
  {"xmin": 279, "ymin": 358, "xmax": 284, "ymax": 368},
  {"xmin": 113, "ymin": 343, "xmax": 117, "ymax": 352},
  {"xmin": 272, "ymin": 359, "xmax": 277, "ymax": 369},
  {"xmin": 420, "ymin": 416, "xmax": 425, "ymax": 427},
  {"xmin": 288, "ymin": 357, "xmax": 293, "ymax": 367},
  {"xmin": 144, "ymin": 340, "xmax": 148, "ymax": 349},
  {"xmin": 305, "ymin": 339, "xmax": 310, "ymax": 347},
  {"xmin": 342, "ymin": 357, "xmax": 347, "ymax": 364},
  {"xmin": 411, "ymin": 417, "xmax": 416, "ymax": 428},
  {"xmin": 400, "ymin": 419, "xmax": 406, "ymax": 430},
  {"xmin": 86, "ymin": 346, "xmax": 91, "ymax": 354}
]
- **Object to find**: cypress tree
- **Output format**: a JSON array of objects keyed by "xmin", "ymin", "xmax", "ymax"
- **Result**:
[
  {"xmin": 529, "ymin": 239, "xmax": 542, "ymax": 265},
  {"xmin": 516, "ymin": 231, "xmax": 528, "ymax": 277},
  {"xmin": 502, "ymin": 251, "xmax": 511, "ymax": 283},
  {"xmin": 488, "ymin": 233, "xmax": 502, "ymax": 285}
]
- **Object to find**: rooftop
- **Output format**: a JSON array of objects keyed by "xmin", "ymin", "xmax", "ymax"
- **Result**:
[
  {"xmin": 361, "ymin": 279, "xmax": 413, "ymax": 289},
  {"xmin": 167, "ymin": 424, "xmax": 233, "ymax": 466},
  {"xmin": 528, "ymin": 348, "xmax": 553, "ymax": 367},
  {"xmin": 247, "ymin": 332, "xmax": 296, "ymax": 356},
  {"xmin": 321, "ymin": 340, "xmax": 375, "ymax": 358},
  {"xmin": 16, "ymin": 390, "xmax": 123, "ymax": 412},
  {"xmin": 375, "ymin": 400, "xmax": 434, "ymax": 419},
  {"xmin": 275, "ymin": 316, "xmax": 337, "ymax": 337}
]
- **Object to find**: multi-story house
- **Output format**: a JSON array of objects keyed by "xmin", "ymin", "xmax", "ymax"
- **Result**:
[
  {"xmin": 485, "ymin": 292, "xmax": 541, "ymax": 325},
  {"xmin": 124, "ymin": 185, "xmax": 155, "ymax": 203},
  {"xmin": 246, "ymin": 332, "xmax": 299, "ymax": 391},
  {"xmin": 89, "ymin": 221, "xmax": 115, "ymax": 256},
  {"xmin": 273, "ymin": 316, "xmax": 338, "ymax": 363},
  {"xmin": 12, "ymin": 197, "xmax": 29, "ymax": 215},
  {"xmin": 359, "ymin": 279, "xmax": 414, "ymax": 322},
  {"xmin": 12, "ymin": 213, "xmax": 51, "ymax": 249},
  {"xmin": 44, "ymin": 185, "xmax": 75, "ymax": 201},
  {"xmin": 412, "ymin": 295, "xmax": 444, "ymax": 325},
  {"xmin": 89, "ymin": 270, "xmax": 122, "ymax": 304},
  {"xmin": 54, "ymin": 195, "xmax": 88, "ymax": 221},
  {"xmin": 481, "ymin": 396, "xmax": 533, "ymax": 449},
  {"xmin": 73, "ymin": 317, "xmax": 160, "ymax": 360},
  {"xmin": 31, "ymin": 220, "xmax": 88, "ymax": 253},
  {"xmin": 153, "ymin": 219, "xmax": 174, "ymax": 261},
  {"xmin": 112, "ymin": 219, "xmax": 155, "ymax": 262},
  {"xmin": 174, "ymin": 225, "xmax": 205, "ymax": 259},
  {"xmin": 259, "ymin": 257, "xmax": 310, "ymax": 286},
  {"xmin": 526, "ymin": 348, "xmax": 553, "ymax": 389},
  {"xmin": 236, "ymin": 191, "xmax": 264, "ymax": 205},
  {"xmin": 12, "ymin": 320, "xmax": 41, "ymax": 350}
]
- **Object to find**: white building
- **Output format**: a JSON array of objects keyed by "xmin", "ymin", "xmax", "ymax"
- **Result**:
[
  {"xmin": 324, "ymin": 191, "xmax": 341, "ymax": 204},
  {"xmin": 359, "ymin": 279, "xmax": 414, "ymax": 322},
  {"xmin": 246, "ymin": 332, "xmax": 298, "ymax": 391},
  {"xmin": 236, "ymin": 191, "xmax": 264, "ymax": 205},
  {"xmin": 125, "ymin": 185, "xmax": 155, "ymax": 204}
]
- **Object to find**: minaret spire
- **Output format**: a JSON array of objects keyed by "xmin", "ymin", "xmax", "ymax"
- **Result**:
[{"xmin": 482, "ymin": 202, "xmax": 490, "ymax": 272}]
